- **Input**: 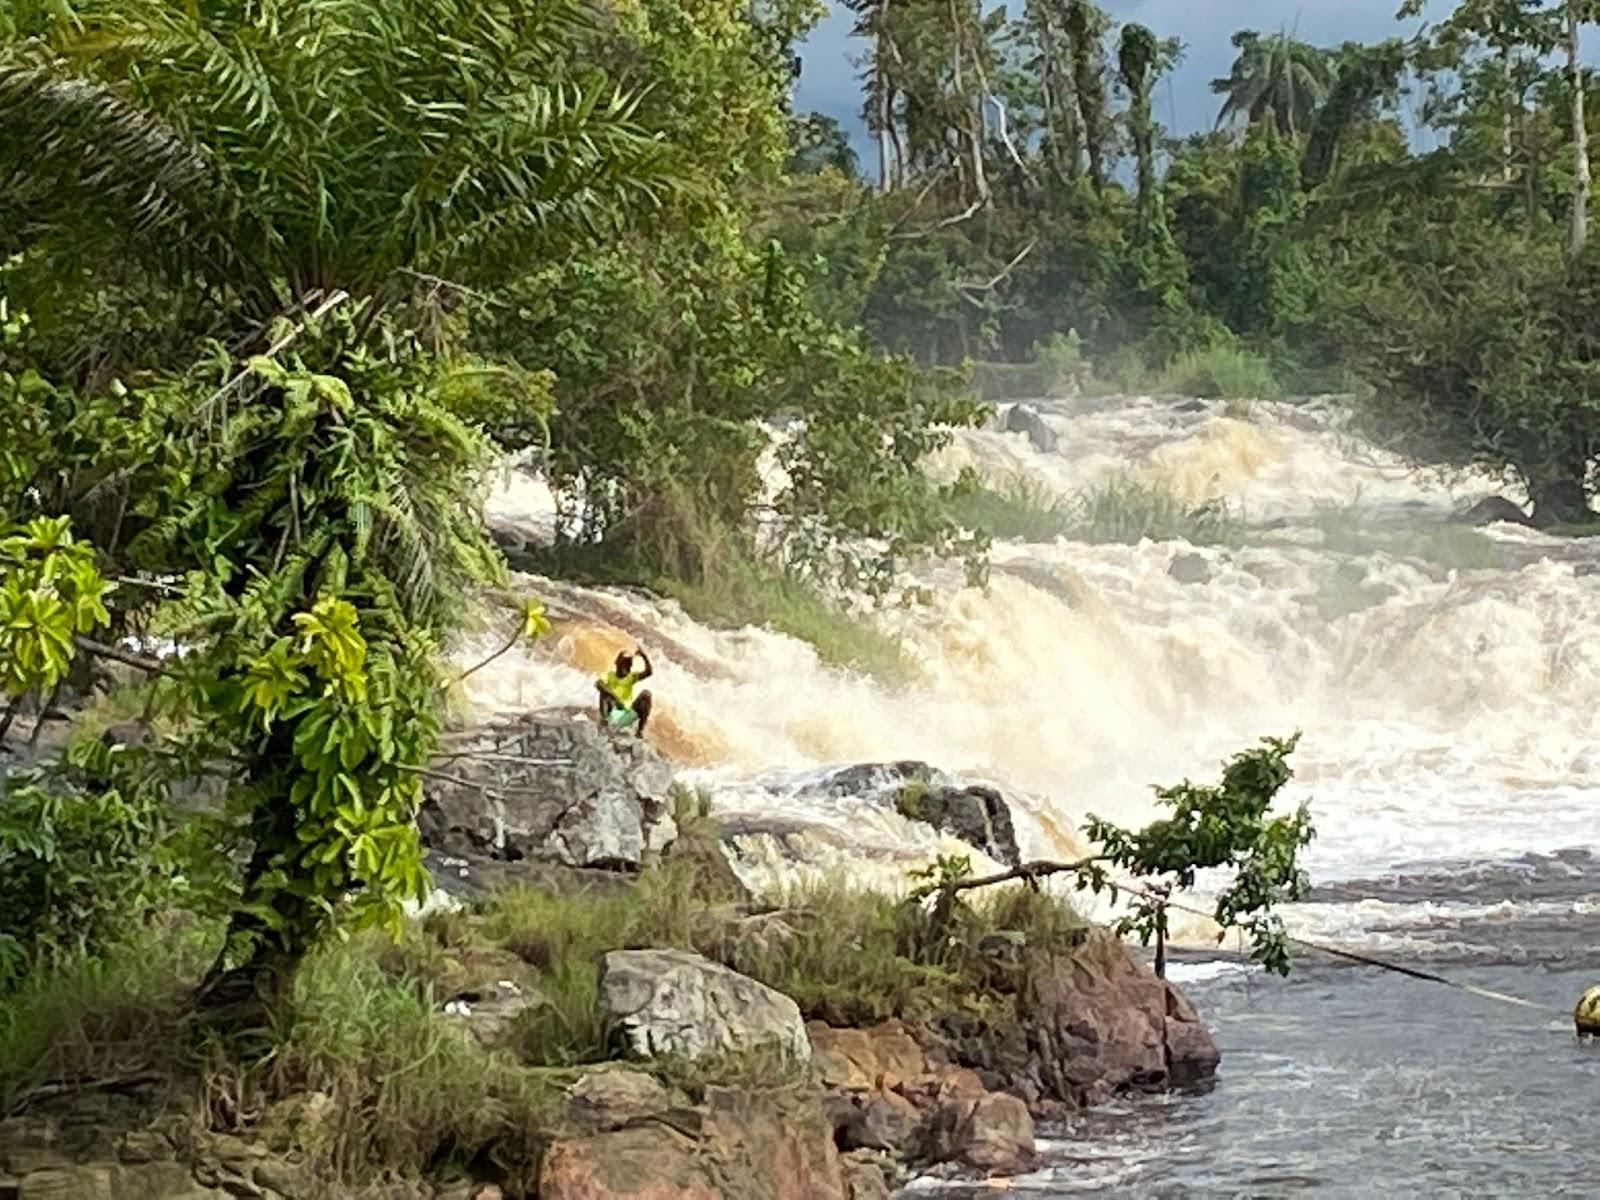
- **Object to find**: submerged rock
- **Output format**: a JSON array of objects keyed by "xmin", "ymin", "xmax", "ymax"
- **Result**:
[
  {"xmin": 1168, "ymin": 551, "xmax": 1212, "ymax": 584},
  {"xmin": 598, "ymin": 949, "xmax": 811, "ymax": 1063},
  {"xmin": 418, "ymin": 717, "xmax": 676, "ymax": 873}
]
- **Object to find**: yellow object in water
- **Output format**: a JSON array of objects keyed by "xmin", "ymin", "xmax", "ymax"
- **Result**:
[{"xmin": 1575, "ymin": 985, "xmax": 1600, "ymax": 1037}]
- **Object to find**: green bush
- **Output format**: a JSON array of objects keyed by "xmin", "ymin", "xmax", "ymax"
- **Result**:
[
  {"xmin": 1087, "ymin": 344, "xmax": 1155, "ymax": 395},
  {"xmin": 1156, "ymin": 346, "xmax": 1280, "ymax": 399},
  {"xmin": 1066, "ymin": 475, "xmax": 1240, "ymax": 546},
  {"xmin": 0, "ymin": 739, "xmax": 179, "ymax": 988},
  {"xmin": 1032, "ymin": 329, "xmax": 1085, "ymax": 394}
]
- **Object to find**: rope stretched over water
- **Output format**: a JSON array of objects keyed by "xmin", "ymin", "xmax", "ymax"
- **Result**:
[{"xmin": 1133, "ymin": 885, "xmax": 1570, "ymax": 1017}]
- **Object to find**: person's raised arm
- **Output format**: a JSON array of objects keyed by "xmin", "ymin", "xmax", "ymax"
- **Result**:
[{"xmin": 634, "ymin": 648, "xmax": 654, "ymax": 680}]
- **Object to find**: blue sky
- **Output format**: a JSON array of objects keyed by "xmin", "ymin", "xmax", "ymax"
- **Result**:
[{"xmin": 793, "ymin": 0, "xmax": 1460, "ymax": 165}]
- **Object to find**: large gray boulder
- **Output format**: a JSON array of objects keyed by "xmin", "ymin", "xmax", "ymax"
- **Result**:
[
  {"xmin": 797, "ymin": 762, "xmax": 1022, "ymax": 868},
  {"xmin": 1456, "ymin": 495, "xmax": 1532, "ymax": 527},
  {"xmin": 999, "ymin": 403, "xmax": 1059, "ymax": 454},
  {"xmin": 598, "ymin": 949, "xmax": 811, "ymax": 1063},
  {"xmin": 419, "ymin": 717, "xmax": 676, "ymax": 871}
]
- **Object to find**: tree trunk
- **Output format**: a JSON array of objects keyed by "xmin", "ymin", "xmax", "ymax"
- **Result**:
[
  {"xmin": 876, "ymin": 1, "xmax": 892, "ymax": 193},
  {"xmin": 949, "ymin": 0, "xmax": 989, "ymax": 207},
  {"xmin": 1063, "ymin": 1, "xmax": 1104, "ymax": 192},
  {"xmin": 1571, "ymin": 2, "xmax": 1591, "ymax": 259},
  {"xmin": 1530, "ymin": 476, "xmax": 1592, "ymax": 527},
  {"xmin": 1133, "ymin": 85, "xmax": 1154, "ymax": 230},
  {"xmin": 1502, "ymin": 44, "xmax": 1515, "ymax": 184}
]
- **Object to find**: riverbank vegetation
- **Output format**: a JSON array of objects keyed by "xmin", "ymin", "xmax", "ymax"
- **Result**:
[
  {"xmin": 0, "ymin": 0, "xmax": 1547, "ymax": 1185},
  {"xmin": 0, "ymin": 742, "xmax": 1310, "ymax": 1189}
]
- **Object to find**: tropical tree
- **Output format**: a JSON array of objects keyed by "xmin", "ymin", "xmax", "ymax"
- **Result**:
[
  {"xmin": 1300, "ymin": 39, "xmax": 1408, "ymax": 188},
  {"xmin": 1212, "ymin": 30, "xmax": 1334, "ymax": 138},
  {"xmin": 0, "ymin": 0, "xmax": 671, "ymax": 1017},
  {"xmin": 788, "ymin": 112, "xmax": 862, "ymax": 176},
  {"xmin": 0, "ymin": 0, "xmax": 672, "ymax": 346},
  {"xmin": 1064, "ymin": 0, "xmax": 1111, "ymax": 191},
  {"xmin": 1118, "ymin": 23, "xmax": 1165, "ymax": 229}
]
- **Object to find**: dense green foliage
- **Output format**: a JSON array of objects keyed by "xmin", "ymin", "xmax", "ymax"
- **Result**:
[
  {"xmin": 0, "ymin": 0, "xmax": 998, "ymax": 1015},
  {"xmin": 808, "ymin": 0, "xmax": 1600, "ymax": 521},
  {"xmin": 0, "ymin": 1, "xmax": 1576, "ymax": 1182}
]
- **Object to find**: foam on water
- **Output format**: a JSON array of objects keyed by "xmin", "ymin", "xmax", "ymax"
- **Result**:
[{"xmin": 469, "ymin": 394, "xmax": 1600, "ymax": 942}]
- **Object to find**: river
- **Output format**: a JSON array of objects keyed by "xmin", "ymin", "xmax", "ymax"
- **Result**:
[{"xmin": 468, "ymin": 390, "xmax": 1600, "ymax": 1195}]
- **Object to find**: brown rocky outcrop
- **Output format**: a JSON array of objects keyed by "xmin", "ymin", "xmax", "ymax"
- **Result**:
[
  {"xmin": 539, "ymin": 1086, "xmax": 845, "ymax": 1200},
  {"xmin": 928, "ymin": 927, "xmax": 1220, "ymax": 1108},
  {"xmin": 808, "ymin": 1021, "xmax": 1035, "ymax": 1178}
]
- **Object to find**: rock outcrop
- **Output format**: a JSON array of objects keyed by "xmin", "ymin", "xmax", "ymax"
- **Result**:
[
  {"xmin": 929, "ymin": 928, "xmax": 1220, "ymax": 1108},
  {"xmin": 1456, "ymin": 495, "xmax": 1532, "ymax": 527},
  {"xmin": 540, "ymin": 1085, "xmax": 847, "ymax": 1200},
  {"xmin": 809, "ymin": 1021, "xmax": 1036, "ymax": 1177},
  {"xmin": 418, "ymin": 717, "xmax": 676, "ymax": 872},
  {"xmin": 1167, "ymin": 551, "xmax": 1212, "ymax": 584},
  {"xmin": 999, "ymin": 403, "xmax": 1060, "ymax": 454},
  {"xmin": 0, "ymin": 1112, "xmax": 336, "ymax": 1200},
  {"xmin": 797, "ymin": 762, "xmax": 1023, "ymax": 868},
  {"xmin": 598, "ymin": 949, "xmax": 811, "ymax": 1063}
]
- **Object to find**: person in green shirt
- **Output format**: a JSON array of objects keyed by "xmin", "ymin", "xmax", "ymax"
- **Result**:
[{"xmin": 596, "ymin": 647, "xmax": 654, "ymax": 735}]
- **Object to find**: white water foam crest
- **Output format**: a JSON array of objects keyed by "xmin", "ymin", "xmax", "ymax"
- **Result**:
[{"xmin": 467, "ymin": 395, "xmax": 1600, "ymax": 945}]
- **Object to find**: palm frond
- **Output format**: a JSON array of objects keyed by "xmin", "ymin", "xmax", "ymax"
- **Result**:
[
  {"xmin": 4, "ymin": 0, "xmax": 676, "ymax": 316},
  {"xmin": 0, "ymin": 56, "xmax": 261, "ymax": 295}
]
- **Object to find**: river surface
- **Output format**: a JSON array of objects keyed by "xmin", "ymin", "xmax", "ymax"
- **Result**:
[{"xmin": 470, "ymin": 391, "xmax": 1600, "ymax": 1196}]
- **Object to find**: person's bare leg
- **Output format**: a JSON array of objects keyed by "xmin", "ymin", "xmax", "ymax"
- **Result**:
[{"xmin": 633, "ymin": 690, "xmax": 653, "ymax": 736}]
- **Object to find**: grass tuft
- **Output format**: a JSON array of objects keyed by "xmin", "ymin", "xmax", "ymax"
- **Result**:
[
  {"xmin": 257, "ymin": 939, "xmax": 562, "ymax": 1186},
  {"xmin": 1067, "ymin": 475, "xmax": 1241, "ymax": 546},
  {"xmin": 656, "ymin": 556, "xmax": 912, "ymax": 685},
  {"xmin": 723, "ymin": 877, "xmax": 1086, "ymax": 1028},
  {"xmin": 0, "ymin": 922, "xmax": 211, "ymax": 1112},
  {"xmin": 944, "ymin": 475, "xmax": 1072, "ymax": 543}
]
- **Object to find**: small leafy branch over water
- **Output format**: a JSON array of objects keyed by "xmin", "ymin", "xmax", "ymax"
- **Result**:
[{"xmin": 914, "ymin": 736, "xmax": 1313, "ymax": 974}]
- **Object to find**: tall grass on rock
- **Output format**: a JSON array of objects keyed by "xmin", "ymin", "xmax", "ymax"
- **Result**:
[
  {"xmin": 944, "ymin": 475, "xmax": 1073, "ymax": 543},
  {"xmin": 1068, "ymin": 475, "xmax": 1241, "ymax": 546},
  {"xmin": 254, "ymin": 941, "xmax": 559, "ymax": 1186}
]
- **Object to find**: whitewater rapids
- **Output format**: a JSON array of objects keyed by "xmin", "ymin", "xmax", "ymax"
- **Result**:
[{"xmin": 461, "ymin": 392, "xmax": 1600, "ymax": 953}]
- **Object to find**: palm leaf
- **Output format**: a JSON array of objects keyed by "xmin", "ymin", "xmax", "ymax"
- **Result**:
[{"xmin": 0, "ymin": 56, "xmax": 264, "ymax": 298}]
